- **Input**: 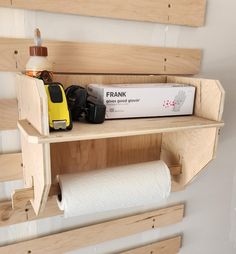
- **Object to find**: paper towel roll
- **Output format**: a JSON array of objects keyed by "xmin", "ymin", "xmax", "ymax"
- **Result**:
[{"xmin": 57, "ymin": 160, "xmax": 171, "ymax": 218}]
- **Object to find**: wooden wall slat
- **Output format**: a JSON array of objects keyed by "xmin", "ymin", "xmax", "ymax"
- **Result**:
[
  {"xmin": 0, "ymin": 0, "xmax": 206, "ymax": 27},
  {"xmin": 0, "ymin": 0, "xmax": 9, "ymax": 6},
  {"xmin": 0, "ymin": 204, "xmax": 184, "ymax": 253},
  {"xmin": 0, "ymin": 38, "xmax": 201, "ymax": 75},
  {"xmin": 0, "ymin": 98, "xmax": 18, "ymax": 130},
  {"xmin": 0, "ymin": 153, "xmax": 22, "ymax": 182},
  {"xmin": 120, "ymin": 236, "xmax": 182, "ymax": 254},
  {"xmin": 0, "ymin": 197, "xmax": 62, "ymax": 227}
]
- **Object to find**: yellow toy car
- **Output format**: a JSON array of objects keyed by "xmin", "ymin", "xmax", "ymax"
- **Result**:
[{"xmin": 45, "ymin": 83, "xmax": 73, "ymax": 131}]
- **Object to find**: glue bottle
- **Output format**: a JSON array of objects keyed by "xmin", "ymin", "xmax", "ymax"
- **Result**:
[{"xmin": 26, "ymin": 28, "xmax": 53, "ymax": 81}]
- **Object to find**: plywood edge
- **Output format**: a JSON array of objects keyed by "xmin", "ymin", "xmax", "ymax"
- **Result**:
[
  {"xmin": 0, "ymin": 204, "xmax": 184, "ymax": 253},
  {"xmin": 0, "ymin": 153, "xmax": 22, "ymax": 182},
  {"xmin": 120, "ymin": 235, "xmax": 182, "ymax": 254},
  {"xmin": 0, "ymin": 0, "xmax": 206, "ymax": 27},
  {"xmin": 0, "ymin": 98, "xmax": 18, "ymax": 130},
  {"xmin": 37, "ymin": 143, "xmax": 51, "ymax": 215}
]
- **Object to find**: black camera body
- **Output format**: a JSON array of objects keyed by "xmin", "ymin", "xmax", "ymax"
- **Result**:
[{"xmin": 65, "ymin": 85, "xmax": 106, "ymax": 124}]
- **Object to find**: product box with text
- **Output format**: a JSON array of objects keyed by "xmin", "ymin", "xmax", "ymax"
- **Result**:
[{"xmin": 87, "ymin": 83, "xmax": 196, "ymax": 119}]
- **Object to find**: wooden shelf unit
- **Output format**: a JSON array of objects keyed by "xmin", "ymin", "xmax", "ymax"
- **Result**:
[{"xmin": 15, "ymin": 74, "xmax": 224, "ymax": 215}]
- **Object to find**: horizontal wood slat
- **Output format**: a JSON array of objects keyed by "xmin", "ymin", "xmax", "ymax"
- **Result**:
[
  {"xmin": 0, "ymin": 98, "xmax": 18, "ymax": 130},
  {"xmin": 0, "ymin": 204, "xmax": 184, "ymax": 253},
  {"xmin": 0, "ymin": 197, "xmax": 62, "ymax": 227},
  {"xmin": 0, "ymin": 0, "xmax": 206, "ymax": 27},
  {"xmin": 0, "ymin": 153, "xmax": 22, "ymax": 182},
  {"xmin": 120, "ymin": 236, "xmax": 182, "ymax": 254},
  {"xmin": 0, "ymin": 37, "xmax": 202, "ymax": 75}
]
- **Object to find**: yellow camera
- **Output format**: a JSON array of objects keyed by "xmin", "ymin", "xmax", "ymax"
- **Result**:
[{"xmin": 45, "ymin": 83, "xmax": 72, "ymax": 131}]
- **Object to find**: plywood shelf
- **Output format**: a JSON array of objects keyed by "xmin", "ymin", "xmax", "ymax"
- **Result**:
[
  {"xmin": 15, "ymin": 74, "xmax": 225, "ymax": 216},
  {"xmin": 18, "ymin": 116, "xmax": 224, "ymax": 144}
]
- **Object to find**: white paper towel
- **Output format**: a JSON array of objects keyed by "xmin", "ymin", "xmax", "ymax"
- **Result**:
[{"xmin": 57, "ymin": 160, "xmax": 171, "ymax": 218}]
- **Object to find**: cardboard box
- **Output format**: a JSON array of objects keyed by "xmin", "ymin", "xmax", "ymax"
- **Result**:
[{"xmin": 87, "ymin": 83, "xmax": 195, "ymax": 119}]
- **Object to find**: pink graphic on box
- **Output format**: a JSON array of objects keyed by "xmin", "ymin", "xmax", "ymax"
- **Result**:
[{"xmin": 163, "ymin": 90, "xmax": 186, "ymax": 112}]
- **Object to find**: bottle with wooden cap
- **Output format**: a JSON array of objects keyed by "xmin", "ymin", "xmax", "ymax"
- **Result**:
[{"xmin": 26, "ymin": 28, "xmax": 53, "ymax": 81}]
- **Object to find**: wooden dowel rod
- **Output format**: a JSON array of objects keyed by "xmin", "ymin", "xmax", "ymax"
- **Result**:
[{"xmin": 169, "ymin": 164, "xmax": 182, "ymax": 176}]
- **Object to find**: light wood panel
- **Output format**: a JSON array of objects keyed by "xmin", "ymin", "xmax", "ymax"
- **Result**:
[
  {"xmin": 0, "ymin": 98, "xmax": 18, "ymax": 130},
  {"xmin": 0, "ymin": 204, "xmax": 184, "ymax": 253},
  {"xmin": 167, "ymin": 76, "xmax": 225, "ymax": 121},
  {"xmin": 50, "ymin": 135, "xmax": 162, "ymax": 180},
  {"xmin": 0, "ymin": 0, "xmax": 206, "ymax": 27},
  {"xmin": 20, "ymin": 133, "xmax": 51, "ymax": 215},
  {"xmin": 120, "ymin": 236, "xmax": 182, "ymax": 254},
  {"xmin": 11, "ymin": 187, "xmax": 34, "ymax": 209},
  {"xmin": 17, "ymin": 74, "xmax": 48, "ymax": 135},
  {"xmin": 0, "ymin": 38, "xmax": 201, "ymax": 74},
  {"xmin": 18, "ymin": 117, "xmax": 223, "ymax": 144},
  {"xmin": 0, "ymin": 153, "xmax": 22, "ymax": 182},
  {"xmin": 0, "ymin": 0, "xmax": 9, "ymax": 5},
  {"xmin": 0, "ymin": 197, "xmax": 62, "ymax": 227},
  {"xmin": 161, "ymin": 128, "xmax": 218, "ymax": 186}
]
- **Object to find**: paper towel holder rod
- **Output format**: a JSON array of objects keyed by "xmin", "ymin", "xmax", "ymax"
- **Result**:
[{"xmin": 11, "ymin": 163, "xmax": 182, "ymax": 210}]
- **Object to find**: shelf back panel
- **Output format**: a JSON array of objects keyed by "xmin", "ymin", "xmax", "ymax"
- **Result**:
[{"xmin": 50, "ymin": 134, "xmax": 162, "ymax": 181}]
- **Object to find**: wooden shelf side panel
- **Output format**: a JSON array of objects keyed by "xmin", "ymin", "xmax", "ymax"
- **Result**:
[
  {"xmin": 0, "ymin": 38, "xmax": 201, "ymax": 75},
  {"xmin": 0, "ymin": 204, "xmax": 184, "ymax": 254},
  {"xmin": 20, "ymin": 133, "xmax": 51, "ymax": 215},
  {"xmin": 167, "ymin": 76, "xmax": 225, "ymax": 121},
  {"xmin": 16, "ymin": 74, "xmax": 49, "ymax": 135},
  {"xmin": 0, "ymin": 0, "xmax": 206, "ymax": 27},
  {"xmin": 161, "ymin": 127, "xmax": 219, "ymax": 186}
]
